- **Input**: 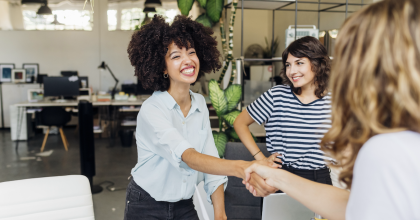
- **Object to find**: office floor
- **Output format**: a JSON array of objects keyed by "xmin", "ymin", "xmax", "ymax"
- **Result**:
[{"xmin": 0, "ymin": 128, "xmax": 137, "ymax": 220}]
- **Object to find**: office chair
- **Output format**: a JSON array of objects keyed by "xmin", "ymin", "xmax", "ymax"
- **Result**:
[
  {"xmin": 0, "ymin": 175, "xmax": 95, "ymax": 219},
  {"xmin": 39, "ymin": 107, "xmax": 71, "ymax": 152},
  {"xmin": 224, "ymin": 142, "xmax": 271, "ymax": 220}
]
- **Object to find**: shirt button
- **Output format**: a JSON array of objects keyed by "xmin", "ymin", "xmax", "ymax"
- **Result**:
[
  {"xmin": 182, "ymin": 121, "xmax": 185, "ymax": 124},
  {"xmin": 183, "ymin": 180, "xmax": 186, "ymax": 183}
]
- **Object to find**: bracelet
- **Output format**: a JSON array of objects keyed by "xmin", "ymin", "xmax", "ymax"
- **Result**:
[{"xmin": 252, "ymin": 150, "xmax": 261, "ymax": 157}]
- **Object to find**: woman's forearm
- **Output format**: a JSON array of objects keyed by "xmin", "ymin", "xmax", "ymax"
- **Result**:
[
  {"xmin": 270, "ymin": 169, "xmax": 349, "ymax": 220},
  {"xmin": 234, "ymin": 111, "xmax": 266, "ymax": 160},
  {"xmin": 182, "ymin": 148, "xmax": 248, "ymax": 179},
  {"xmin": 211, "ymin": 184, "xmax": 227, "ymax": 220}
]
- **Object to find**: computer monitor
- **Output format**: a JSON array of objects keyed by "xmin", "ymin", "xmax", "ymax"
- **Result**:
[
  {"xmin": 43, "ymin": 77, "xmax": 80, "ymax": 98},
  {"xmin": 60, "ymin": 71, "xmax": 78, "ymax": 77},
  {"xmin": 79, "ymin": 76, "xmax": 89, "ymax": 88},
  {"xmin": 137, "ymin": 80, "xmax": 154, "ymax": 95},
  {"xmin": 36, "ymin": 74, "xmax": 47, "ymax": 84},
  {"xmin": 122, "ymin": 84, "xmax": 136, "ymax": 95}
]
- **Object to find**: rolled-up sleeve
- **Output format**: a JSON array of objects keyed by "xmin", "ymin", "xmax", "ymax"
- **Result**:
[
  {"xmin": 201, "ymin": 109, "xmax": 228, "ymax": 204},
  {"xmin": 139, "ymin": 103, "xmax": 193, "ymax": 168}
]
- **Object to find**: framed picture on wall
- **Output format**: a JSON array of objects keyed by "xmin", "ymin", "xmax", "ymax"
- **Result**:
[
  {"xmin": 12, "ymin": 69, "xmax": 26, "ymax": 83},
  {"xmin": 22, "ymin": 63, "xmax": 39, "ymax": 83},
  {"xmin": 0, "ymin": 63, "xmax": 15, "ymax": 82}
]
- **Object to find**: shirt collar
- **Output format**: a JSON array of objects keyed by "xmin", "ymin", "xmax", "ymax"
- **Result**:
[{"xmin": 161, "ymin": 90, "xmax": 201, "ymax": 112}]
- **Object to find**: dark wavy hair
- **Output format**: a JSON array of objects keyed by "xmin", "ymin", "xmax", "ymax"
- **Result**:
[
  {"xmin": 280, "ymin": 36, "xmax": 330, "ymax": 98},
  {"xmin": 127, "ymin": 15, "xmax": 222, "ymax": 91}
]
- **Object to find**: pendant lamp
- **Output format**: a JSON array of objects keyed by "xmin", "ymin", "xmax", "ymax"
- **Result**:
[{"xmin": 144, "ymin": 0, "xmax": 161, "ymax": 8}]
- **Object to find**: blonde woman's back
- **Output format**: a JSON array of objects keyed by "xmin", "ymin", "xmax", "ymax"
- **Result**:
[{"xmin": 346, "ymin": 131, "xmax": 420, "ymax": 219}]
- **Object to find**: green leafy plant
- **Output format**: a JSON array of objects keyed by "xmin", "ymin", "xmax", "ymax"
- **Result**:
[
  {"xmin": 178, "ymin": 0, "xmax": 224, "ymax": 28},
  {"xmin": 209, "ymin": 79, "xmax": 243, "ymax": 158},
  {"xmin": 263, "ymin": 37, "xmax": 279, "ymax": 58}
]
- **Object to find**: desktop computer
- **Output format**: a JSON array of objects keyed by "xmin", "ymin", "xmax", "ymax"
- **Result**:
[{"xmin": 43, "ymin": 76, "xmax": 80, "ymax": 102}]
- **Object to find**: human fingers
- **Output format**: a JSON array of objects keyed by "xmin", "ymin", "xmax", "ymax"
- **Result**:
[
  {"xmin": 250, "ymin": 173, "xmax": 275, "ymax": 197},
  {"xmin": 267, "ymin": 153, "xmax": 280, "ymax": 161},
  {"xmin": 244, "ymin": 163, "xmax": 260, "ymax": 182},
  {"xmin": 245, "ymin": 182, "xmax": 255, "ymax": 194},
  {"xmin": 247, "ymin": 174, "xmax": 264, "ymax": 197}
]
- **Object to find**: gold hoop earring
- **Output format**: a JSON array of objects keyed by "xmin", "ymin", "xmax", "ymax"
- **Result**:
[{"xmin": 163, "ymin": 73, "xmax": 168, "ymax": 78}]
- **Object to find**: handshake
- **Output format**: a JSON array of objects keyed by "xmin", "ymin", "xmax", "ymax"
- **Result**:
[{"xmin": 240, "ymin": 153, "xmax": 283, "ymax": 197}]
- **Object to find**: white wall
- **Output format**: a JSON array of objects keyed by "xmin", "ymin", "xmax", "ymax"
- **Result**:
[{"xmin": 0, "ymin": 0, "xmax": 136, "ymax": 92}]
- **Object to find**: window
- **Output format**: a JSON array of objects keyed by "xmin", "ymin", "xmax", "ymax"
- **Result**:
[
  {"xmin": 107, "ymin": 2, "xmax": 180, "ymax": 31},
  {"xmin": 23, "ymin": 10, "xmax": 93, "ymax": 31}
]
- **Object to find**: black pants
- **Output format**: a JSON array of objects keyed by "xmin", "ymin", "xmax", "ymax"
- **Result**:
[
  {"xmin": 276, "ymin": 166, "xmax": 332, "ymax": 193},
  {"xmin": 124, "ymin": 178, "xmax": 199, "ymax": 220}
]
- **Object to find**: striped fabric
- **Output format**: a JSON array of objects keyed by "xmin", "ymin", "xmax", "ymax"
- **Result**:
[{"xmin": 246, "ymin": 85, "xmax": 333, "ymax": 170}]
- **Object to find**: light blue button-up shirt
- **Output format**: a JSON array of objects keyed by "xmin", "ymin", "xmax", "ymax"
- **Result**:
[{"xmin": 131, "ymin": 90, "xmax": 228, "ymax": 203}]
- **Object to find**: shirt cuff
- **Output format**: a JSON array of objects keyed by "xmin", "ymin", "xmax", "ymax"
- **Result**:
[
  {"xmin": 205, "ymin": 176, "xmax": 228, "ymax": 205},
  {"xmin": 172, "ymin": 140, "xmax": 194, "ymax": 164}
]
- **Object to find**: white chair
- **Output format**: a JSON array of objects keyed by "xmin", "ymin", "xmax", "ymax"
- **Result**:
[{"xmin": 0, "ymin": 175, "xmax": 95, "ymax": 220}]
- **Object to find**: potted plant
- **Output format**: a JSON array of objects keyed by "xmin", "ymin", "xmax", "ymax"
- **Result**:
[{"xmin": 209, "ymin": 79, "xmax": 257, "ymax": 158}]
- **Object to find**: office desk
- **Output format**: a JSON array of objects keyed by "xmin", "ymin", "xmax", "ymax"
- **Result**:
[{"xmin": 11, "ymin": 99, "xmax": 147, "ymax": 142}]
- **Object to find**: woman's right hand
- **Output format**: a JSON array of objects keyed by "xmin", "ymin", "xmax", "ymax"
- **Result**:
[
  {"xmin": 243, "ymin": 163, "xmax": 281, "ymax": 196},
  {"xmin": 257, "ymin": 152, "xmax": 282, "ymax": 165}
]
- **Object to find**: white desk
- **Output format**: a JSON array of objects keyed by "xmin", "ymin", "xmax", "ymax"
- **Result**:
[{"xmin": 11, "ymin": 99, "xmax": 146, "ymax": 142}]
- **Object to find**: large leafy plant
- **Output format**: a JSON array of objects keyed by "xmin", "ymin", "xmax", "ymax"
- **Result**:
[
  {"xmin": 208, "ymin": 79, "xmax": 242, "ymax": 158},
  {"xmin": 178, "ymin": 0, "xmax": 224, "ymax": 28}
]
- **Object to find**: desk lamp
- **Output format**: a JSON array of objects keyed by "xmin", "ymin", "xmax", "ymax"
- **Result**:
[{"xmin": 98, "ymin": 61, "xmax": 119, "ymax": 99}]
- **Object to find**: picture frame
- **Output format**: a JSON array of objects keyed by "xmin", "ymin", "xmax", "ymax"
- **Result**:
[
  {"xmin": 22, "ymin": 63, "xmax": 39, "ymax": 83},
  {"xmin": 0, "ymin": 63, "xmax": 15, "ymax": 82},
  {"xmin": 27, "ymin": 89, "xmax": 44, "ymax": 102},
  {"xmin": 12, "ymin": 69, "xmax": 26, "ymax": 83}
]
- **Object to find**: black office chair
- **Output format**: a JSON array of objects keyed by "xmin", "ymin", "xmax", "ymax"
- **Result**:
[{"xmin": 39, "ymin": 107, "xmax": 72, "ymax": 152}]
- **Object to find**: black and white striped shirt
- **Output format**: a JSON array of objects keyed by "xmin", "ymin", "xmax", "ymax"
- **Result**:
[{"xmin": 246, "ymin": 85, "xmax": 332, "ymax": 170}]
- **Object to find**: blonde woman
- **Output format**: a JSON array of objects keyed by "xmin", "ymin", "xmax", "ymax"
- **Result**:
[{"xmin": 243, "ymin": 0, "xmax": 420, "ymax": 219}]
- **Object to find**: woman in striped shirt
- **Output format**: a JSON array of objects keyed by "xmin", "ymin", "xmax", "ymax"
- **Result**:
[{"xmin": 234, "ymin": 36, "xmax": 333, "ymax": 195}]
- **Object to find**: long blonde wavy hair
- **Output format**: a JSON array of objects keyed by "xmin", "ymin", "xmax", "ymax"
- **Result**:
[{"xmin": 321, "ymin": 0, "xmax": 420, "ymax": 189}]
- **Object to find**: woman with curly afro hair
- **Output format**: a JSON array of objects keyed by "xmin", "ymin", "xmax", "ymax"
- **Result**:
[{"xmin": 124, "ymin": 15, "xmax": 278, "ymax": 220}]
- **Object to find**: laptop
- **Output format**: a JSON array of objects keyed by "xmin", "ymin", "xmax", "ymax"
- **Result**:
[{"xmin": 262, "ymin": 193, "xmax": 315, "ymax": 220}]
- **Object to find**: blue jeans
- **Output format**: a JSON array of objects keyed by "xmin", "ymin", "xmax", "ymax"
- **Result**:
[{"xmin": 124, "ymin": 178, "xmax": 199, "ymax": 220}]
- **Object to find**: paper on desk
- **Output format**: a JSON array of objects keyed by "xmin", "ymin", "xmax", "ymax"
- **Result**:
[{"xmin": 195, "ymin": 184, "xmax": 210, "ymax": 220}]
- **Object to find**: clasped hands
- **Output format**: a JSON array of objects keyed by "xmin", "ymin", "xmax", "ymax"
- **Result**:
[{"xmin": 241, "ymin": 153, "xmax": 282, "ymax": 197}]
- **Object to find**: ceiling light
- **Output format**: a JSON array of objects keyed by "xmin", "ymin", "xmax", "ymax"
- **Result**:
[
  {"xmin": 143, "ymin": 7, "xmax": 157, "ymax": 13},
  {"xmin": 21, "ymin": 0, "xmax": 45, "ymax": 4},
  {"xmin": 144, "ymin": 0, "xmax": 161, "ymax": 8},
  {"xmin": 37, "ymin": 5, "xmax": 52, "ymax": 15},
  {"xmin": 51, "ymin": 15, "xmax": 63, "ymax": 25}
]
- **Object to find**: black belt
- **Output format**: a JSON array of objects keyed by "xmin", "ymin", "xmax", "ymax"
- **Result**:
[{"xmin": 281, "ymin": 165, "xmax": 330, "ymax": 180}]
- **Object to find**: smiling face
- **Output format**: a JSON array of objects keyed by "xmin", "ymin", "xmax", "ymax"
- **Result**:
[
  {"xmin": 164, "ymin": 42, "xmax": 200, "ymax": 88},
  {"xmin": 285, "ymin": 53, "xmax": 315, "ymax": 90}
]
